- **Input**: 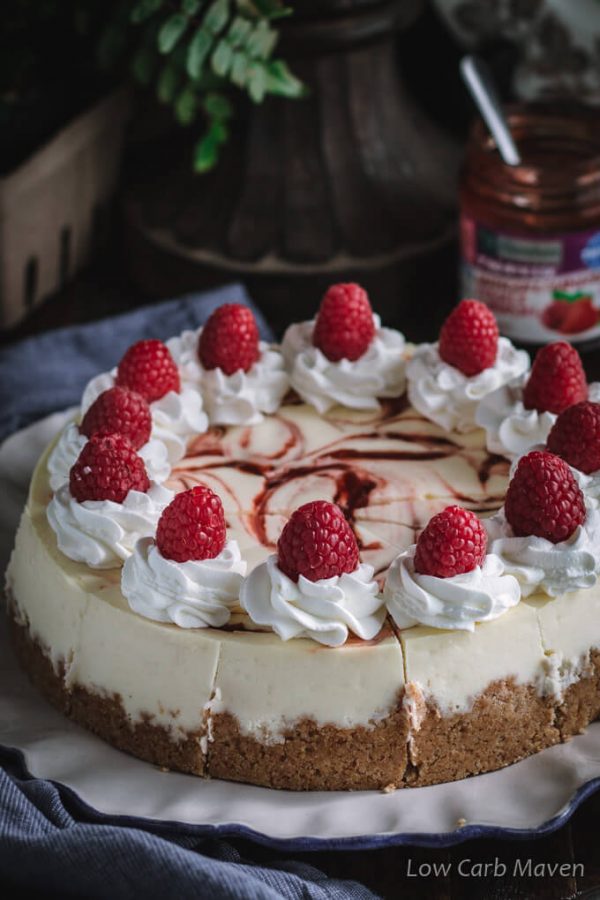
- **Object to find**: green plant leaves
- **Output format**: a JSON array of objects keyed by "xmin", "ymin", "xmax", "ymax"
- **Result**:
[
  {"xmin": 175, "ymin": 84, "xmax": 198, "ymax": 124},
  {"xmin": 131, "ymin": 0, "xmax": 164, "ymax": 24},
  {"xmin": 211, "ymin": 39, "xmax": 233, "ymax": 76},
  {"xmin": 158, "ymin": 12, "xmax": 188, "ymax": 53},
  {"xmin": 204, "ymin": 0, "xmax": 230, "ymax": 35},
  {"xmin": 98, "ymin": 0, "xmax": 305, "ymax": 172},
  {"xmin": 157, "ymin": 59, "xmax": 181, "ymax": 102}
]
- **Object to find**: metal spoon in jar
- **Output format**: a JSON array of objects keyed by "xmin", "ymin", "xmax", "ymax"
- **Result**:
[{"xmin": 460, "ymin": 54, "xmax": 522, "ymax": 166}]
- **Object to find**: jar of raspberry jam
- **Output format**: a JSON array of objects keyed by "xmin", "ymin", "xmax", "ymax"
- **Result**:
[{"xmin": 460, "ymin": 105, "xmax": 600, "ymax": 347}]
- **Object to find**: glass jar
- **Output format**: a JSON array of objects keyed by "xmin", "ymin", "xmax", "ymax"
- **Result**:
[{"xmin": 460, "ymin": 105, "xmax": 600, "ymax": 346}]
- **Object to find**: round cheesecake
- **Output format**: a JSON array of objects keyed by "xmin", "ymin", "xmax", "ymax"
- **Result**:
[
  {"xmin": 7, "ymin": 293, "xmax": 600, "ymax": 794},
  {"xmin": 7, "ymin": 391, "xmax": 600, "ymax": 791}
]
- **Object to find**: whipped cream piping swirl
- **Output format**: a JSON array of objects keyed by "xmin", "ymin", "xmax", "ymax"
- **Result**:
[
  {"xmin": 384, "ymin": 550, "xmax": 520, "ymax": 632},
  {"xmin": 47, "ymin": 422, "xmax": 171, "ymax": 490},
  {"xmin": 240, "ymin": 555, "xmax": 385, "ymax": 647},
  {"xmin": 407, "ymin": 337, "xmax": 530, "ymax": 433},
  {"xmin": 198, "ymin": 341, "xmax": 290, "ymax": 426},
  {"xmin": 476, "ymin": 377, "xmax": 600, "ymax": 459},
  {"xmin": 281, "ymin": 315, "xmax": 407, "ymax": 414},
  {"xmin": 122, "ymin": 538, "xmax": 246, "ymax": 628},
  {"xmin": 47, "ymin": 482, "xmax": 173, "ymax": 569},
  {"xmin": 485, "ymin": 507, "xmax": 600, "ymax": 597},
  {"xmin": 81, "ymin": 366, "xmax": 208, "ymax": 466}
]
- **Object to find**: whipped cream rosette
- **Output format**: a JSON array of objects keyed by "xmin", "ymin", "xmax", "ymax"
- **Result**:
[
  {"xmin": 192, "ymin": 304, "xmax": 289, "ymax": 426},
  {"xmin": 197, "ymin": 345, "xmax": 289, "ymax": 426},
  {"xmin": 476, "ymin": 374, "xmax": 600, "ymax": 460},
  {"xmin": 384, "ymin": 550, "xmax": 520, "ymax": 631},
  {"xmin": 122, "ymin": 484, "xmax": 245, "ymax": 628},
  {"xmin": 407, "ymin": 337, "xmax": 529, "ymax": 433},
  {"xmin": 47, "ymin": 482, "xmax": 174, "ymax": 569},
  {"xmin": 488, "ymin": 449, "xmax": 600, "ymax": 597},
  {"xmin": 47, "ymin": 421, "xmax": 171, "ymax": 490},
  {"xmin": 122, "ymin": 537, "xmax": 246, "ymax": 628},
  {"xmin": 241, "ymin": 498, "xmax": 386, "ymax": 646},
  {"xmin": 384, "ymin": 504, "xmax": 520, "ymax": 631},
  {"xmin": 281, "ymin": 314, "xmax": 406, "ymax": 414},
  {"xmin": 80, "ymin": 338, "xmax": 208, "ymax": 469},
  {"xmin": 486, "ymin": 506, "xmax": 600, "ymax": 598},
  {"xmin": 240, "ymin": 555, "xmax": 385, "ymax": 647}
]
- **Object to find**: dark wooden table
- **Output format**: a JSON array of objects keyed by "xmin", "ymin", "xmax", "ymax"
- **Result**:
[{"xmin": 3, "ymin": 248, "xmax": 600, "ymax": 900}]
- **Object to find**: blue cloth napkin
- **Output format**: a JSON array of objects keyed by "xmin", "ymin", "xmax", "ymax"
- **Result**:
[
  {"xmin": 0, "ymin": 747, "xmax": 374, "ymax": 899},
  {"xmin": 0, "ymin": 286, "xmax": 377, "ymax": 900}
]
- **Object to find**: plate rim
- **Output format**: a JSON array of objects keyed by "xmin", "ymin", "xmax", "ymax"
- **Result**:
[{"xmin": 3, "ymin": 742, "xmax": 600, "ymax": 851}]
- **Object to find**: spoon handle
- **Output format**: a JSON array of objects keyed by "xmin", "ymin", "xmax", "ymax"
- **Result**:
[{"xmin": 460, "ymin": 55, "xmax": 521, "ymax": 167}]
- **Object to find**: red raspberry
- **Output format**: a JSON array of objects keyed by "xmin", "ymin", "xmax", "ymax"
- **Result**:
[
  {"xmin": 116, "ymin": 340, "xmax": 180, "ymax": 402},
  {"xmin": 547, "ymin": 401, "xmax": 600, "ymax": 475},
  {"xmin": 522, "ymin": 341, "xmax": 588, "ymax": 414},
  {"xmin": 80, "ymin": 387, "xmax": 152, "ymax": 450},
  {"xmin": 198, "ymin": 304, "xmax": 260, "ymax": 375},
  {"xmin": 277, "ymin": 500, "xmax": 359, "ymax": 582},
  {"xmin": 69, "ymin": 434, "xmax": 149, "ymax": 503},
  {"xmin": 505, "ymin": 450, "xmax": 586, "ymax": 543},
  {"xmin": 313, "ymin": 283, "xmax": 375, "ymax": 362},
  {"xmin": 156, "ymin": 486, "xmax": 226, "ymax": 562},
  {"xmin": 438, "ymin": 299, "xmax": 499, "ymax": 376},
  {"xmin": 414, "ymin": 506, "xmax": 487, "ymax": 578}
]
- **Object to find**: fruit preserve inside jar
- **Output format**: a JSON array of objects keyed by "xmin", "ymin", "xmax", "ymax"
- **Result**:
[{"xmin": 460, "ymin": 105, "xmax": 600, "ymax": 346}]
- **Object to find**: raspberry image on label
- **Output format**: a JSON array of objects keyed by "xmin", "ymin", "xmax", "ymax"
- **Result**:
[{"xmin": 541, "ymin": 291, "xmax": 600, "ymax": 336}]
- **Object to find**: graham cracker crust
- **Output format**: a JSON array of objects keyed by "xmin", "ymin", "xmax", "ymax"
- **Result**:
[
  {"xmin": 404, "ymin": 680, "xmax": 560, "ymax": 788},
  {"xmin": 207, "ymin": 707, "xmax": 409, "ymax": 791},
  {"xmin": 8, "ymin": 607, "xmax": 600, "ymax": 791}
]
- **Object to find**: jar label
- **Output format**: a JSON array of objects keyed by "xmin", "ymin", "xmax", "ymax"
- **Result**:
[{"xmin": 460, "ymin": 215, "xmax": 600, "ymax": 344}]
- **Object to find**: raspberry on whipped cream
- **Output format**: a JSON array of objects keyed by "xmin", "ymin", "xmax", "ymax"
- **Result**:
[
  {"xmin": 384, "ymin": 505, "xmax": 520, "ymax": 631},
  {"xmin": 486, "ymin": 450, "xmax": 600, "ymax": 596},
  {"xmin": 182, "ymin": 304, "xmax": 290, "ymax": 426},
  {"xmin": 486, "ymin": 506, "xmax": 600, "ymax": 598},
  {"xmin": 122, "ymin": 485, "xmax": 246, "ymax": 627},
  {"xmin": 47, "ymin": 421, "xmax": 171, "ymax": 491},
  {"xmin": 476, "ymin": 362, "xmax": 600, "ymax": 461},
  {"xmin": 47, "ymin": 481, "xmax": 174, "ymax": 569},
  {"xmin": 407, "ymin": 336, "xmax": 529, "ymax": 433},
  {"xmin": 241, "ymin": 500, "xmax": 385, "ymax": 645},
  {"xmin": 384, "ymin": 550, "xmax": 520, "ymax": 632},
  {"xmin": 47, "ymin": 434, "xmax": 174, "ymax": 569},
  {"xmin": 80, "ymin": 342, "xmax": 208, "ymax": 469},
  {"xmin": 122, "ymin": 536, "xmax": 246, "ymax": 628},
  {"xmin": 240, "ymin": 555, "xmax": 385, "ymax": 646},
  {"xmin": 281, "ymin": 314, "xmax": 406, "ymax": 414}
]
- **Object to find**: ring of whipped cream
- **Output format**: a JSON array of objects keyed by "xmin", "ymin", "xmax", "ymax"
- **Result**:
[
  {"xmin": 384, "ymin": 549, "xmax": 521, "ymax": 632},
  {"xmin": 407, "ymin": 337, "xmax": 530, "ymax": 433},
  {"xmin": 281, "ymin": 315, "xmax": 407, "ymax": 414}
]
